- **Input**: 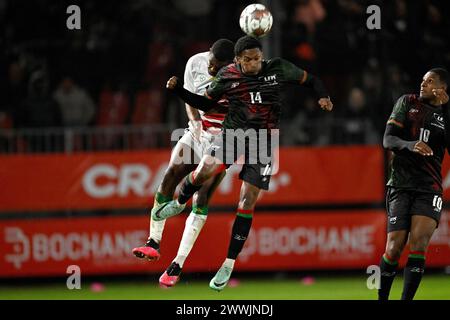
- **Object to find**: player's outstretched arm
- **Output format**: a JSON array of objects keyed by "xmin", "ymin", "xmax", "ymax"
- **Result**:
[
  {"xmin": 383, "ymin": 124, "xmax": 433, "ymax": 156},
  {"xmin": 301, "ymin": 73, "xmax": 333, "ymax": 111},
  {"xmin": 166, "ymin": 76, "xmax": 225, "ymax": 113}
]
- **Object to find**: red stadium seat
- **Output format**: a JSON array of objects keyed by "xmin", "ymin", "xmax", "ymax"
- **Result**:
[
  {"xmin": 129, "ymin": 88, "xmax": 164, "ymax": 149},
  {"xmin": 94, "ymin": 89, "xmax": 130, "ymax": 149}
]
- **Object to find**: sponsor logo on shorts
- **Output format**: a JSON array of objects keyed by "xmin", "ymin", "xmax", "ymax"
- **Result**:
[{"xmin": 389, "ymin": 217, "xmax": 397, "ymax": 224}]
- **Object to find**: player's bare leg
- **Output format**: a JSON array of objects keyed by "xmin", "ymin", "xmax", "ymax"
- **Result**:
[
  {"xmin": 210, "ymin": 181, "xmax": 260, "ymax": 291},
  {"xmin": 401, "ymin": 215, "xmax": 437, "ymax": 300},
  {"xmin": 378, "ymin": 229, "xmax": 408, "ymax": 300},
  {"xmin": 159, "ymin": 171, "xmax": 226, "ymax": 287},
  {"xmin": 153, "ymin": 154, "xmax": 225, "ymax": 221},
  {"xmin": 133, "ymin": 141, "xmax": 196, "ymax": 260}
]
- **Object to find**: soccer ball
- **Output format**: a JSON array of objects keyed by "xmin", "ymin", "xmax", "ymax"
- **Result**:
[{"xmin": 239, "ymin": 3, "xmax": 273, "ymax": 38}]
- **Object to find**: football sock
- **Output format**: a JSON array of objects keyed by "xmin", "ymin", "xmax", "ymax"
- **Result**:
[
  {"xmin": 149, "ymin": 192, "xmax": 171, "ymax": 243},
  {"xmin": 149, "ymin": 218, "xmax": 166, "ymax": 244},
  {"xmin": 401, "ymin": 251, "xmax": 426, "ymax": 300},
  {"xmin": 227, "ymin": 210, "xmax": 253, "ymax": 260},
  {"xmin": 154, "ymin": 192, "xmax": 172, "ymax": 206},
  {"xmin": 378, "ymin": 253, "xmax": 398, "ymax": 300},
  {"xmin": 178, "ymin": 172, "xmax": 202, "ymax": 204},
  {"xmin": 174, "ymin": 206, "xmax": 208, "ymax": 267}
]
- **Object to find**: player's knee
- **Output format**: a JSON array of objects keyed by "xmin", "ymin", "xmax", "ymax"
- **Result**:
[
  {"xmin": 385, "ymin": 241, "xmax": 404, "ymax": 261},
  {"xmin": 193, "ymin": 192, "xmax": 208, "ymax": 207},
  {"xmin": 239, "ymin": 194, "xmax": 258, "ymax": 210},
  {"xmin": 409, "ymin": 235, "xmax": 431, "ymax": 252},
  {"xmin": 193, "ymin": 165, "xmax": 215, "ymax": 184},
  {"xmin": 193, "ymin": 171, "xmax": 209, "ymax": 184}
]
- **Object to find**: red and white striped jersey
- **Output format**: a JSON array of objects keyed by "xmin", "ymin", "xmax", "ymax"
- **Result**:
[{"xmin": 183, "ymin": 51, "xmax": 226, "ymax": 132}]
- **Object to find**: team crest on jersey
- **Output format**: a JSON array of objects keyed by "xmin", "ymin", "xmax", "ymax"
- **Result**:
[
  {"xmin": 431, "ymin": 113, "xmax": 445, "ymax": 129},
  {"xmin": 433, "ymin": 113, "xmax": 444, "ymax": 125},
  {"xmin": 231, "ymin": 82, "xmax": 240, "ymax": 89},
  {"xmin": 263, "ymin": 74, "xmax": 277, "ymax": 81},
  {"xmin": 259, "ymin": 74, "xmax": 278, "ymax": 87},
  {"xmin": 409, "ymin": 108, "xmax": 419, "ymax": 113}
]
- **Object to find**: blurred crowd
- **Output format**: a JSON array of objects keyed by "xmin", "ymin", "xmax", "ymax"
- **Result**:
[{"xmin": 0, "ymin": 0, "xmax": 449, "ymax": 151}]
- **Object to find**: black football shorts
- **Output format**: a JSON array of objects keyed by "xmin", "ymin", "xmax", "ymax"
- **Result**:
[
  {"xmin": 385, "ymin": 187, "xmax": 442, "ymax": 232},
  {"xmin": 207, "ymin": 129, "xmax": 274, "ymax": 190}
]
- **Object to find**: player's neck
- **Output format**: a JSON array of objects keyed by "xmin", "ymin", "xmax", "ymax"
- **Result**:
[{"xmin": 419, "ymin": 96, "xmax": 441, "ymax": 107}]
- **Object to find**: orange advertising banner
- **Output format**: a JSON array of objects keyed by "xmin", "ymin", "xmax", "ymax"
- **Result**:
[
  {"xmin": 1, "ymin": 210, "xmax": 448, "ymax": 277},
  {"xmin": 0, "ymin": 146, "xmax": 384, "ymax": 212}
]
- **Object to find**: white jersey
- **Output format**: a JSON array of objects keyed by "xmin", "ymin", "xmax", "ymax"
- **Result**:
[{"xmin": 183, "ymin": 52, "xmax": 225, "ymax": 131}]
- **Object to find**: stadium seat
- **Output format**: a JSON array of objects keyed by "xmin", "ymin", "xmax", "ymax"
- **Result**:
[
  {"xmin": 94, "ymin": 88, "xmax": 130, "ymax": 150},
  {"xmin": 129, "ymin": 88, "xmax": 163, "ymax": 149}
]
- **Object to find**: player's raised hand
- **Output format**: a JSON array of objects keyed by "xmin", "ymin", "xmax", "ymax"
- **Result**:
[
  {"xmin": 432, "ymin": 88, "xmax": 449, "ymax": 105},
  {"xmin": 166, "ymin": 76, "xmax": 179, "ymax": 90},
  {"xmin": 413, "ymin": 141, "xmax": 433, "ymax": 156},
  {"xmin": 318, "ymin": 97, "xmax": 333, "ymax": 111}
]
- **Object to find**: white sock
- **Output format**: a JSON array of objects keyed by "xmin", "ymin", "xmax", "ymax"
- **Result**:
[
  {"xmin": 223, "ymin": 258, "xmax": 235, "ymax": 269},
  {"xmin": 174, "ymin": 212, "xmax": 207, "ymax": 267},
  {"xmin": 149, "ymin": 216, "xmax": 166, "ymax": 243}
]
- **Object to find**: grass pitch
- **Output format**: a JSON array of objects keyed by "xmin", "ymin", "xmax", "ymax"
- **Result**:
[{"xmin": 1, "ymin": 273, "xmax": 449, "ymax": 300}]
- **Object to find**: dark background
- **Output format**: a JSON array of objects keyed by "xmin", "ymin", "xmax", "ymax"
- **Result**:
[{"xmin": 1, "ymin": 0, "xmax": 449, "ymax": 152}]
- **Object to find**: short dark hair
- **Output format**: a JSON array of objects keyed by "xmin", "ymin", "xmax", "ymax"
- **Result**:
[
  {"xmin": 234, "ymin": 35, "xmax": 262, "ymax": 56},
  {"xmin": 429, "ymin": 68, "xmax": 449, "ymax": 88},
  {"xmin": 211, "ymin": 39, "xmax": 235, "ymax": 62}
]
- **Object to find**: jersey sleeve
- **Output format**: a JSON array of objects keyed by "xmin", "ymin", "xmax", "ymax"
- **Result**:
[
  {"xmin": 387, "ymin": 95, "xmax": 409, "ymax": 128},
  {"xmin": 277, "ymin": 58, "xmax": 307, "ymax": 83},
  {"xmin": 205, "ymin": 68, "xmax": 228, "ymax": 100},
  {"xmin": 183, "ymin": 56, "xmax": 196, "ymax": 93}
]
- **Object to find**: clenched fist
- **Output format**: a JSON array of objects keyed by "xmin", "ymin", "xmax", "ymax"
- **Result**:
[
  {"xmin": 318, "ymin": 97, "xmax": 333, "ymax": 111},
  {"xmin": 166, "ymin": 76, "xmax": 179, "ymax": 90}
]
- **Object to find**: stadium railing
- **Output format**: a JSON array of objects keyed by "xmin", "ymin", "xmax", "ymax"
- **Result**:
[
  {"xmin": 0, "ymin": 118, "xmax": 380, "ymax": 154},
  {"xmin": 0, "ymin": 124, "xmax": 174, "ymax": 154}
]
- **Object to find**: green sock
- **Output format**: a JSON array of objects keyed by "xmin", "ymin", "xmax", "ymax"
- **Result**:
[
  {"xmin": 154, "ymin": 192, "xmax": 172, "ymax": 206},
  {"xmin": 192, "ymin": 204, "xmax": 208, "ymax": 216}
]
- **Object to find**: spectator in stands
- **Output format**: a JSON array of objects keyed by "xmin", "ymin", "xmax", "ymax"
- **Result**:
[
  {"xmin": 17, "ymin": 70, "xmax": 61, "ymax": 128},
  {"xmin": 15, "ymin": 70, "xmax": 62, "ymax": 152},
  {"xmin": 53, "ymin": 76, "xmax": 96, "ymax": 127},
  {"xmin": 337, "ymin": 87, "xmax": 379, "ymax": 144},
  {"xmin": 283, "ymin": 95, "xmax": 332, "ymax": 146},
  {"xmin": 2, "ymin": 61, "xmax": 27, "ymax": 125}
]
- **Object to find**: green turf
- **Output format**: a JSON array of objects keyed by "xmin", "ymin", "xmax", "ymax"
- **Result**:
[{"xmin": 1, "ymin": 274, "xmax": 449, "ymax": 300}]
